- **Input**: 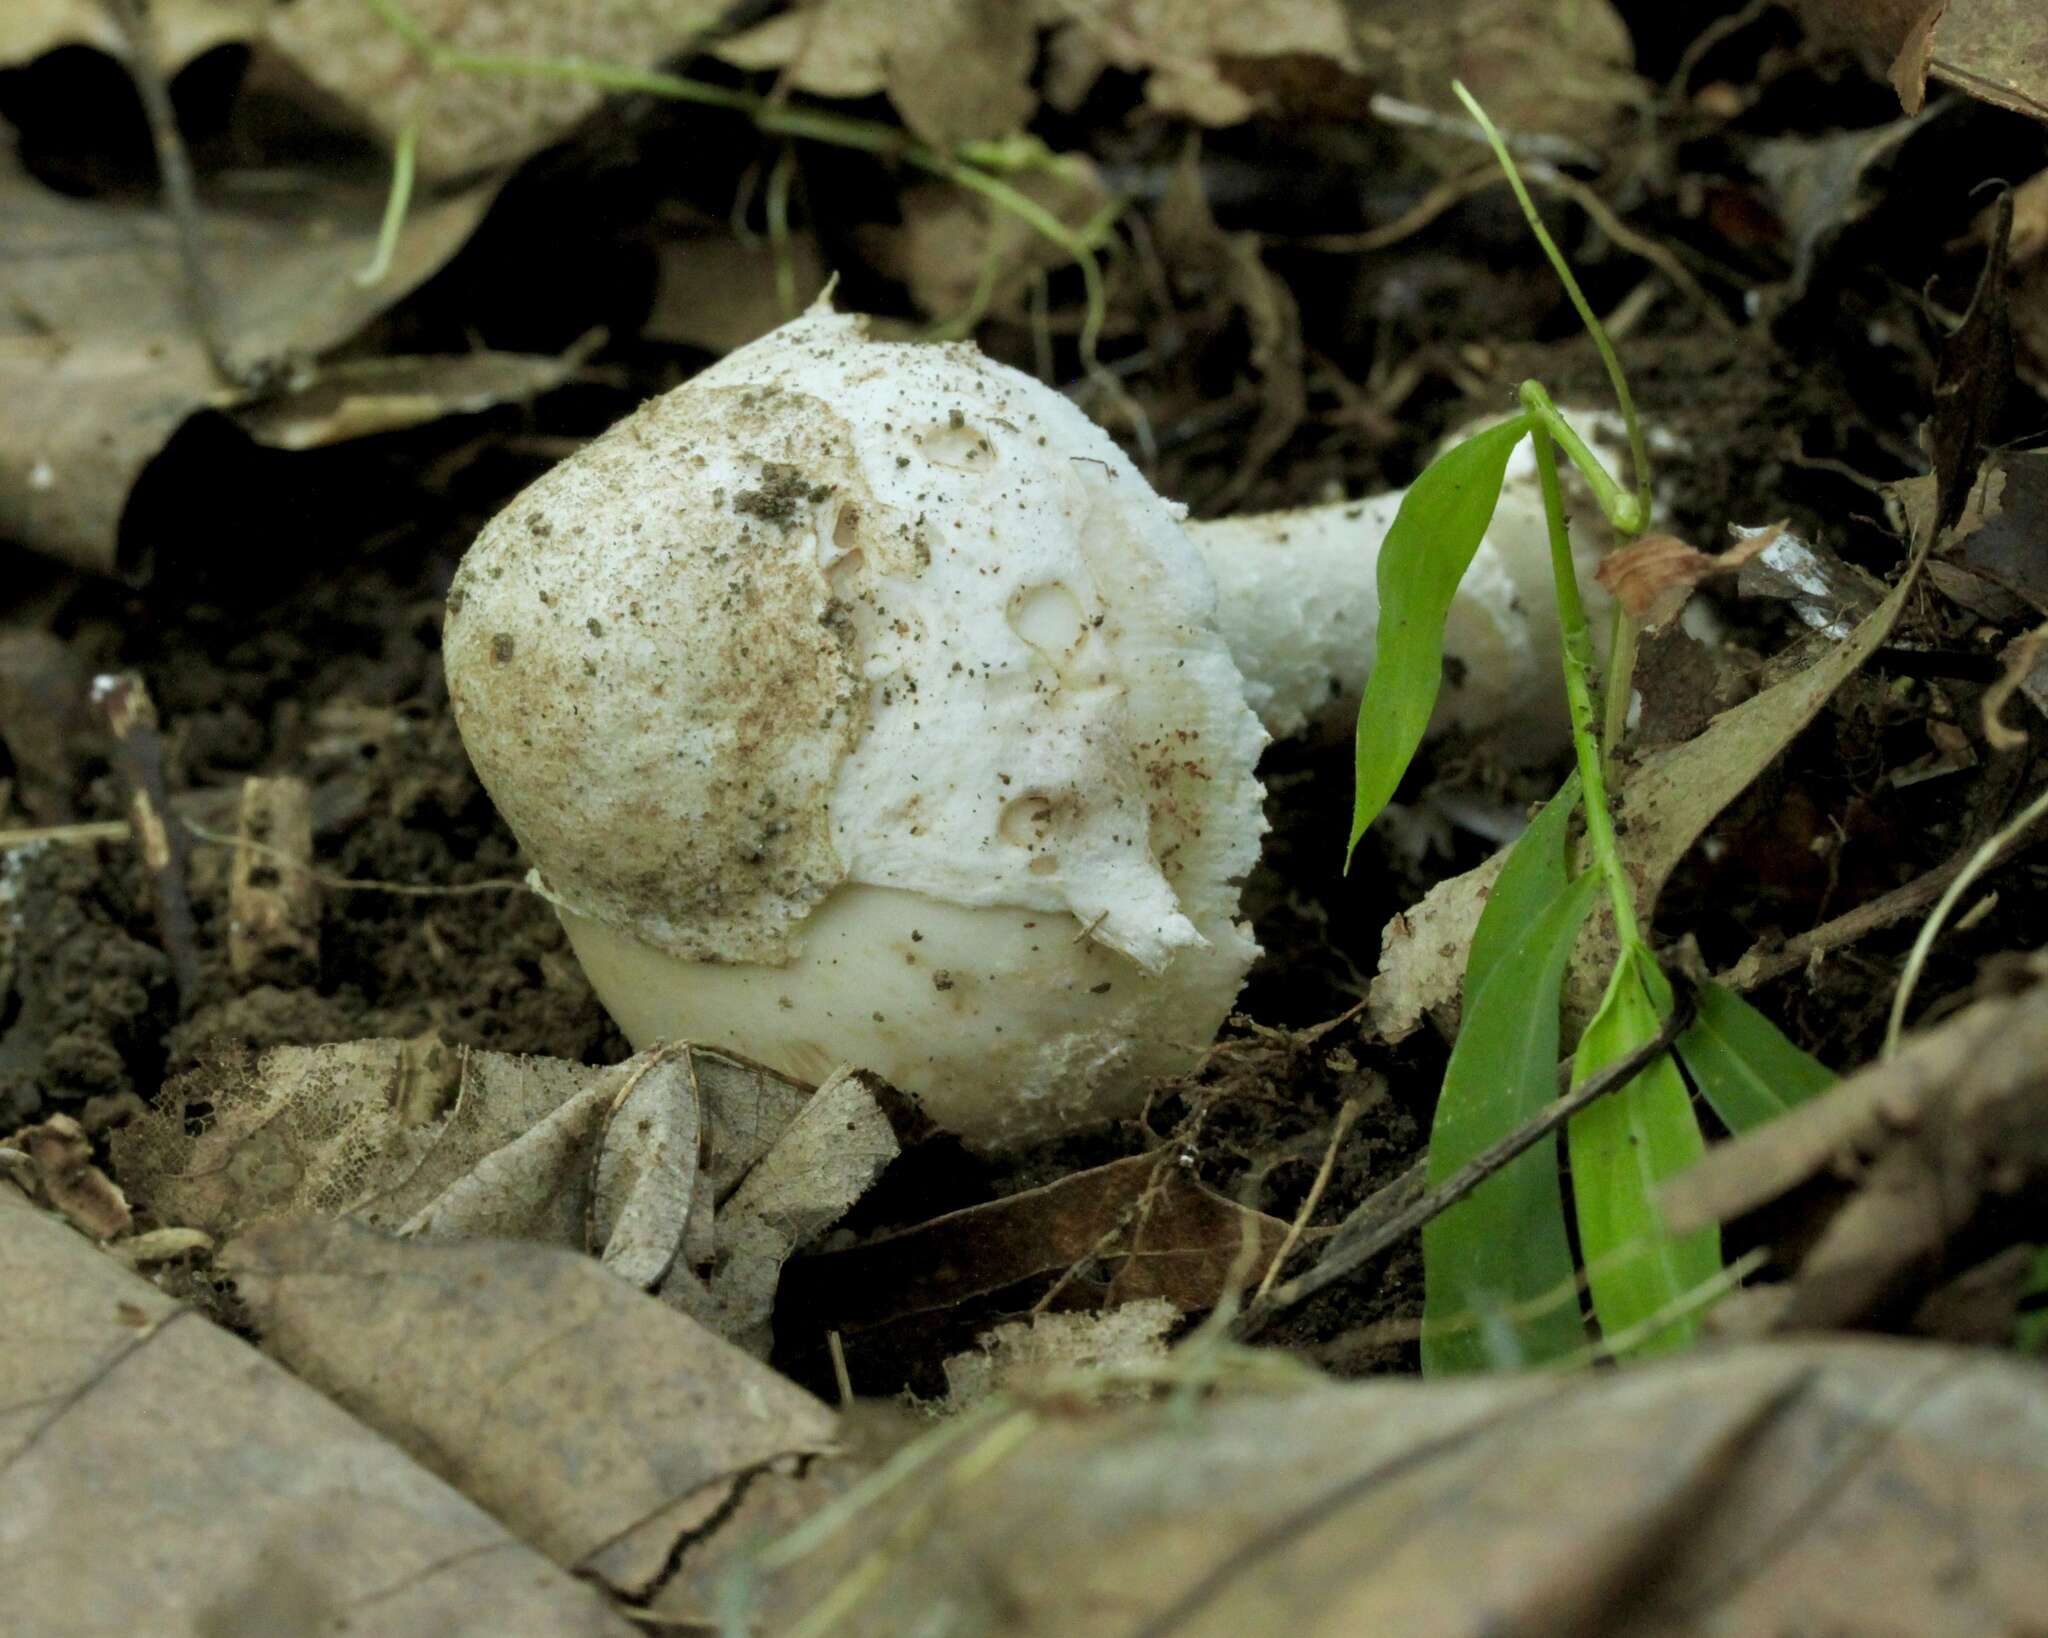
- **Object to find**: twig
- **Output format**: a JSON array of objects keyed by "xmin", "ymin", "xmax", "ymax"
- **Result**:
[
  {"xmin": 1235, "ymin": 987, "xmax": 1696, "ymax": 1335},
  {"xmin": 91, "ymin": 673, "xmax": 202, "ymax": 1011},
  {"xmin": 1886, "ymin": 777, "xmax": 2048, "ymax": 1054},
  {"xmin": 184, "ymin": 822, "xmax": 530, "ymax": 897},
  {"xmin": 1289, "ymin": 164, "xmax": 1499, "ymax": 254},
  {"xmin": 1718, "ymin": 798, "xmax": 2048, "ymax": 993},
  {"xmin": 1251, "ymin": 1098, "xmax": 1362, "ymax": 1306},
  {"xmin": 101, "ymin": 0, "xmax": 245, "ymax": 386}
]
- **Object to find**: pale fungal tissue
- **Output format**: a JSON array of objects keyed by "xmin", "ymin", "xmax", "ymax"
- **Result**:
[{"xmin": 444, "ymin": 303, "xmax": 1607, "ymax": 1145}]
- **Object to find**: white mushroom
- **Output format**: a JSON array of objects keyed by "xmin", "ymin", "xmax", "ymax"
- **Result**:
[{"xmin": 443, "ymin": 305, "xmax": 1607, "ymax": 1145}]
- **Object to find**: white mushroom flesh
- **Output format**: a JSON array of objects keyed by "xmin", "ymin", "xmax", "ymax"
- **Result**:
[{"xmin": 445, "ymin": 307, "xmax": 1268, "ymax": 1144}]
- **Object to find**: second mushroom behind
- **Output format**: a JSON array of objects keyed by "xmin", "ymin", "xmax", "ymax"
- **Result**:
[{"xmin": 443, "ymin": 305, "xmax": 1603, "ymax": 1146}]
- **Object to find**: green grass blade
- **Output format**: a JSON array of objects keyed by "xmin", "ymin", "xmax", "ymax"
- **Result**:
[
  {"xmin": 2017, "ymin": 1247, "xmax": 2048, "ymax": 1356},
  {"xmin": 1675, "ymin": 980, "xmax": 1835, "ymax": 1134},
  {"xmin": 1464, "ymin": 772, "xmax": 1579, "ymax": 1001},
  {"xmin": 1348, "ymin": 413, "xmax": 1533, "ymax": 863},
  {"xmin": 1568, "ymin": 944, "xmax": 1719, "ymax": 1358},
  {"xmin": 1422, "ymin": 778, "xmax": 1596, "ymax": 1374}
]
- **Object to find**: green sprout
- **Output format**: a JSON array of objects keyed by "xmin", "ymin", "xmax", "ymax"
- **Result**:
[{"xmin": 1351, "ymin": 84, "xmax": 1836, "ymax": 1371}]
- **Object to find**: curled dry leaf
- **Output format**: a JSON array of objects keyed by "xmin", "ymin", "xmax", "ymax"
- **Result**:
[
  {"xmin": 0, "ymin": 149, "xmax": 495, "ymax": 573},
  {"xmin": 1595, "ymin": 523, "xmax": 1779, "ymax": 630},
  {"xmin": 859, "ymin": 163, "xmax": 1115, "ymax": 328},
  {"xmin": 1982, "ymin": 620, "xmax": 2048, "ymax": 750},
  {"xmin": 221, "ymin": 1215, "xmax": 838, "ymax": 1607},
  {"xmin": 1, "ymin": 1188, "xmax": 635, "ymax": 1637},
  {"xmin": 1796, "ymin": 0, "xmax": 2048, "ymax": 122},
  {"xmin": 4, "ymin": 1113, "xmax": 131, "ymax": 1238},
  {"xmin": 729, "ymin": 1337, "xmax": 2048, "ymax": 1637},
  {"xmin": 592, "ymin": 1045, "xmax": 702, "ymax": 1290},
  {"xmin": 663, "ymin": 1065, "xmax": 899, "ymax": 1355},
  {"xmin": 1663, "ymin": 981, "xmax": 2048, "ymax": 1332},
  {"xmin": 112, "ymin": 1036, "xmax": 802, "ymax": 1265}
]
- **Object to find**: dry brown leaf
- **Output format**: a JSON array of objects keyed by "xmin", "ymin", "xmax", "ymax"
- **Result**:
[
  {"xmin": 663, "ymin": 1065, "xmax": 899, "ymax": 1354},
  {"xmin": 778, "ymin": 1149, "xmax": 1289, "ymax": 1365},
  {"xmin": 1983, "ymin": 620, "xmax": 2048, "ymax": 749},
  {"xmin": 1663, "ymin": 981, "xmax": 2048, "ymax": 1331},
  {"xmin": 644, "ymin": 230, "xmax": 831, "ymax": 354},
  {"xmin": 1365, "ymin": 845, "xmax": 1508, "ymax": 1042},
  {"xmin": 714, "ymin": 0, "xmax": 1038, "ymax": 144},
  {"xmin": 114, "ymin": 1037, "xmax": 796, "ymax": 1257},
  {"xmin": 229, "ymin": 347, "xmax": 588, "ymax": 451},
  {"xmin": 3, "ymin": 1112, "xmax": 131, "ymax": 1238},
  {"xmin": 593, "ymin": 1045, "xmax": 703, "ymax": 1289},
  {"xmin": 262, "ymin": 0, "xmax": 731, "ymax": 179},
  {"xmin": 221, "ymin": 1215, "xmax": 838, "ymax": 1603},
  {"xmin": 861, "ymin": 160, "xmax": 1115, "ymax": 326},
  {"xmin": 1596, "ymin": 524, "xmax": 1778, "ymax": 630},
  {"xmin": 941, "ymin": 1300, "xmax": 1179, "ymax": 1410},
  {"xmin": 1794, "ymin": 0, "xmax": 2048, "ymax": 121},
  {"xmin": 725, "ymin": 1338, "xmax": 2048, "ymax": 1637},
  {"xmin": 0, "ymin": 151, "xmax": 494, "ymax": 573},
  {"xmin": 1047, "ymin": 0, "xmax": 1637, "ymax": 140},
  {"xmin": 0, "ymin": 0, "xmax": 269, "ymax": 70},
  {"xmin": 1, "ymin": 1187, "xmax": 636, "ymax": 1636}
]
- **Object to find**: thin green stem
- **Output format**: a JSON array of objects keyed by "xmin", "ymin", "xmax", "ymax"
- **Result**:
[
  {"xmin": 1520, "ymin": 379, "xmax": 1643, "ymax": 536},
  {"xmin": 1454, "ymin": 80, "xmax": 1652, "ymax": 531},
  {"xmin": 764, "ymin": 142, "xmax": 799, "ymax": 317},
  {"xmin": 360, "ymin": 0, "xmax": 1113, "ymax": 357},
  {"xmin": 1526, "ymin": 402, "xmax": 1640, "ymax": 947},
  {"xmin": 1602, "ymin": 602, "xmax": 1640, "ymax": 765},
  {"xmin": 924, "ymin": 157, "xmax": 1109, "ymax": 358},
  {"xmin": 353, "ymin": 113, "xmax": 418, "ymax": 287}
]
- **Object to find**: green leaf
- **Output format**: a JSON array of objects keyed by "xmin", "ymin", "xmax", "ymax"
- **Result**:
[
  {"xmin": 1675, "ymin": 980, "xmax": 1835, "ymax": 1134},
  {"xmin": 2016, "ymin": 1247, "xmax": 2048, "ymax": 1356},
  {"xmin": 1422, "ymin": 777, "xmax": 1596, "ymax": 1375},
  {"xmin": 1348, "ymin": 413, "xmax": 1533, "ymax": 863},
  {"xmin": 1568, "ymin": 943, "xmax": 1719, "ymax": 1359}
]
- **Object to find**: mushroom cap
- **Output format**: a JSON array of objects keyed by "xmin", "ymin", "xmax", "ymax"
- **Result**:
[{"xmin": 444, "ymin": 306, "xmax": 1268, "ymax": 1142}]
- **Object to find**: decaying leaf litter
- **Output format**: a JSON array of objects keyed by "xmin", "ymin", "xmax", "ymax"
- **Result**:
[{"xmin": 6, "ymin": 0, "xmax": 2048, "ymax": 1630}]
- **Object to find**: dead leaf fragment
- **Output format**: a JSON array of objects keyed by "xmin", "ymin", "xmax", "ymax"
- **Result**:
[
  {"xmin": 734, "ymin": 1336, "xmax": 2048, "ymax": 1637},
  {"xmin": 229, "ymin": 347, "xmax": 588, "ymax": 451},
  {"xmin": 1596, "ymin": 525, "xmax": 1778, "ymax": 630},
  {"xmin": 1, "ymin": 1188, "xmax": 636, "ymax": 1637},
  {"xmin": 1983, "ymin": 620, "xmax": 2048, "ymax": 749},
  {"xmin": 0, "ymin": 151, "xmax": 494, "ymax": 573},
  {"xmin": 0, "ymin": 0, "xmax": 269, "ymax": 70},
  {"xmin": 4, "ymin": 1113, "xmax": 131, "ymax": 1238},
  {"xmin": 645, "ymin": 229, "xmax": 830, "ymax": 354},
  {"xmin": 664, "ymin": 1065, "xmax": 899, "ymax": 1354},
  {"xmin": 222, "ymin": 1216, "xmax": 838, "ymax": 1601},
  {"xmin": 942, "ymin": 1300, "xmax": 1179, "ymax": 1410},
  {"xmin": 1366, "ymin": 844, "xmax": 1509, "ymax": 1042},
  {"xmin": 778, "ymin": 1150, "xmax": 1289, "ymax": 1383},
  {"xmin": 592, "ymin": 1045, "xmax": 701, "ymax": 1289},
  {"xmin": 114, "ymin": 1037, "xmax": 797, "ymax": 1254},
  {"xmin": 262, "ymin": 0, "xmax": 731, "ymax": 179},
  {"xmin": 1795, "ymin": 0, "xmax": 2048, "ymax": 123}
]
